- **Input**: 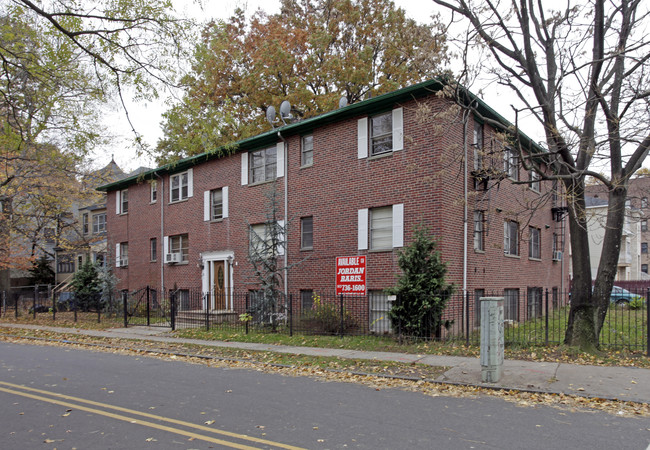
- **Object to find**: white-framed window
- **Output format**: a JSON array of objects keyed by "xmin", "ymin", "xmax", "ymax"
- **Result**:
[
  {"xmin": 529, "ymin": 170, "xmax": 541, "ymax": 192},
  {"xmin": 642, "ymin": 264, "xmax": 648, "ymax": 274},
  {"xmin": 82, "ymin": 213, "xmax": 89, "ymax": 235},
  {"xmin": 116, "ymin": 189, "xmax": 128, "ymax": 214},
  {"xmin": 358, "ymin": 204, "xmax": 404, "ymax": 250},
  {"xmin": 504, "ymin": 147, "xmax": 519, "ymax": 180},
  {"xmin": 115, "ymin": 242, "xmax": 128, "ymax": 267},
  {"xmin": 642, "ymin": 242, "xmax": 648, "ymax": 254},
  {"xmin": 369, "ymin": 291, "xmax": 394, "ymax": 334},
  {"xmin": 150, "ymin": 237, "xmax": 157, "ymax": 262},
  {"xmin": 170, "ymin": 169, "xmax": 193, "ymax": 203},
  {"xmin": 166, "ymin": 234, "xmax": 189, "ymax": 262},
  {"xmin": 473, "ymin": 120, "xmax": 483, "ymax": 171},
  {"xmin": 150, "ymin": 180, "xmax": 158, "ymax": 203},
  {"xmin": 250, "ymin": 146, "xmax": 277, "ymax": 183},
  {"xmin": 92, "ymin": 213, "xmax": 106, "ymax": 234},
  {"xmin": 474, "ymin": 210, "xmax": 485, "ymax": 251},
  {"xmin": 203, "ymin": 186, "xmax": 229, "ymax": 222},
  {"xmin": 357, "ymin": 108, "xmax": 403, "ymax": 158},
  {"xmin": 504, "ymin": 288, "xmax": 519, "ymax": 321},
  {"xmin": 529, "ymin": 227, "xmax": 541, "ymax": 259},
  {"xmin": 301, "ymin": 135, "xmax": 313, "ymax": 167},
  {"xmin": 241, "ymin": 143, "xmax": 284, "ymax": 185},
  {"xmin": 504, "ymin": 220, "xmax": 519, "ymax": 256},
  {"xmin": 249, "ymin": 221, "xmax": 285, "ymax": 257},
  {"xmin": 642, "ymin": 220, "xmax": 648, "ymax": 232},
  {"xmin": 301, "ymin": 216, "xmax": 313, "ymax": 250}
]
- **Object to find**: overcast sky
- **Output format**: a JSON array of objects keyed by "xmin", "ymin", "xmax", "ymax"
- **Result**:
[{"xmin": 98, "ymin": 0, "xmax": 531, "ymax": 172}]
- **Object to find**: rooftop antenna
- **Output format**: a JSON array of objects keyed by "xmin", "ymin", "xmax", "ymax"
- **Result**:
[
  {"xmin": 279, "ymin": 100, "xmax": 292, "ymax": 125},
  {"xmin": 338, "ymin": 97, "xmax": 348, "ymax": 109},
  {"xmin": 266, "ymin": 105, "xmax": 277, "ymax": 128}
]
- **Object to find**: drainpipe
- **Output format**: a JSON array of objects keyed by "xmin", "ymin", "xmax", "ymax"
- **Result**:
[
  {"xmin": 462, "ymin": 110, "xmax": 469, "ymax": 313},
  {"xmin": 277, "ymin": 131, "xmax": 289, "ymax": 307},
  {"xmin": 155, "ymin": 172, "xmax": 164, "ymax": 291}
]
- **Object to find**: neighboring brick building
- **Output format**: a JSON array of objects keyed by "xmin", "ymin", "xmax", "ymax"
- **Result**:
[{"xmin": 99, "ymin": 79, "xmax": 569, "ymax": 329}]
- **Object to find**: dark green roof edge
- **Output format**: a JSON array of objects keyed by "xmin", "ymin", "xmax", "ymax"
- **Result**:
[{"xmin": 98, "ymin": 78, "xmax": 546, "ymax": 192}]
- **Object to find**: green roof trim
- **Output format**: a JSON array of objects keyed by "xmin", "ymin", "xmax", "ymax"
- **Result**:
[{"xmin": 98, "ymin": 78, "xmax": 546, "ymax": 192}]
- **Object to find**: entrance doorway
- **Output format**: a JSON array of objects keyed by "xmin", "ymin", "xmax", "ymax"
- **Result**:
[{"xmin": 201, "ymin": 252, "xmax": 234, "ymax": 311}]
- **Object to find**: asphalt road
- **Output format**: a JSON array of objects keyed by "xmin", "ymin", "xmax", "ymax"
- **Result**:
[{"xmin": 0, "ymin": 341, "xmax": 648, "ymax": 449}]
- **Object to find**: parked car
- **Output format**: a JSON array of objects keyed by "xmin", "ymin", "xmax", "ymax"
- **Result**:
[{"xmin": 609, "ymin": 286, "xmax": 644, "ymax": 305}]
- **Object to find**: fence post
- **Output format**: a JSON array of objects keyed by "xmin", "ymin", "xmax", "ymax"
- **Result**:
[
  {"xmin": 170, "ymin": 291, "xmax": 176, "ymax": 331},
  {"xmin": 146, "ymin": 286, "xmax": 151, "ymax": 327},
  {"xmin": 73, "ymin": 295, "xmax": 78, "ymax": 322},
  {"xmin": 205, "ymin": 293, "xmax": 210, "ymax": 331},
  {"xmin": 15, "ymin": 291, "xmax": 18, "ymax": 319},
  {"xmin": 32, "ymin": 285, "xmax": 37, "ymax": 319},
  {"xmin": 289, "ymin": 293, "xmax": 293, "ymax": 337},
  {"xmin": 340, "ymin": 294, "xmax": 344, "ymax": 338},
  {"xmin": 52, "ymin": 289, "xmax": 56, "ymax": 321},
  {"xmin": 647, "ymin": 288, "xmax": 649, "ymax": 357},
  {"xmin": 122, "ymin": 291, "xmax": 128, "ymax": 327},
  {"xmin": 245, "ymin": 293, "xmax": 250, "ymax": 335},
  {"xmin": 545, "ymin": 289, "xmax": 549, "ymax": 345},
  {"xmin": 465, "ymin": 291, "xmax": 470, "ymax": 346}
]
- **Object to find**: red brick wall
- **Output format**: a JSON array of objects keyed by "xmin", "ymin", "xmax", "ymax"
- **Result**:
[{"xmin": 107, "ymin": 93, "xmax": 569, "ymax": 324}]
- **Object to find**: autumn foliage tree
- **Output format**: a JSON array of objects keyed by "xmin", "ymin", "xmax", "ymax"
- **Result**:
[{"xmin": 156, "ymin": 0, "xmax": 448, "ymax": 162}]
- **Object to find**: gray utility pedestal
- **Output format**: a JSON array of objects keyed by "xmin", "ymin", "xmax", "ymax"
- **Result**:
[{"xmin": 480, "ymin": 297, "xmax": 504, "ymax": 382}]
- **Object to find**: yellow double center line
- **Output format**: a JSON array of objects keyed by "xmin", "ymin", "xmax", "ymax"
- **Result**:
[{"xmin": 0, "ymin": 381, "xmax": 305, "ymax": 449}]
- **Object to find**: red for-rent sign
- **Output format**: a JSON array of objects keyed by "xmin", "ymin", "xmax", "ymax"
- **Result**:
[{"xmin": 336, "ymin": 256, "xmax": 366, "ymax": 295}]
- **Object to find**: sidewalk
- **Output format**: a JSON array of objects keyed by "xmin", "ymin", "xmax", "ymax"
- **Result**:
[{"xmin": 2, "ymin": 323, "xmax": 649, "ymax": 404}]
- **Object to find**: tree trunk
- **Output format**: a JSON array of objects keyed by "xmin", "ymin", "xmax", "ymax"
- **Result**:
[{"xmin": 564, "ymin": 179, "xmax": 599, "ymax": 351}]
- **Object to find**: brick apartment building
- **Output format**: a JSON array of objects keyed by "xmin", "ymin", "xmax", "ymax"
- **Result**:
[{"xmin": 99, "ymin": 79, "xmax": 569, "ymax": 329}]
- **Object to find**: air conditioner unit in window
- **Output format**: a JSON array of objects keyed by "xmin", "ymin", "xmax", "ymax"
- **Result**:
[
  {"xmin": 552, "ymin": 251, "xmax": 563, "ymax": 262},
  {"xmin": 165, "ymin": 253, "xmax": 182, "ymax": 264},
  {"xmin": 118, "ymin": 257, "xmax": 128, "ymax": 267}
]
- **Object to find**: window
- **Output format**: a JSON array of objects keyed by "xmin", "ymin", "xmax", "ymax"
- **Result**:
[
  {"xmin": 210, "ymin": 188, "xmax": 223, "ymax": 220},
  {"xmin": 170, "ymin": 170, "xmax": 192, "ymax": 202},
  {"xmin": 369, "ymin": 291, "xmax": 394, "ymax": 333},
  {"xmin": 249, "ymin": 222, "xmax": 285, "ymax": 257},
  {"xmin": 358, "ymin": 205, "xmax": 404, "ymax": 250},
  {"xmin": 370, "ymin": 112, "xmax": 393, "ymax": 156},
  {"xmin": 116, "ymin": 242, "xmax": 128, "ymax": 267},
  {"xmin": 301, "ymin": 216, "xmax": 313, "ymax": 249},
  {"xmin": 504, "ymin": 288, "xmax": 519, "ymax": 321},
  {"xmin": 58, "ymin": 254, "xmax": 74, "ymax": 273},
  {"xmin": 504, "ymin": 220, "xmax": 519, "ymax": 256},
  {"xmin": 117, "ymin": 189, "xmax": 128, "ymax": 214},
  {"xmin": 527, "ymin": 287, "xmax": 543, "ymax": 319},
  {"xmin": 529, "ymin": 227, "xmax": 541, "ymax": 259},
  {"xmin": 300, "ymin": 290, "xmax": 314, "ymax": 312},
  {"xmin": 357, "ymin": 108, "xmax": 403, "ymax": 158},
  {"xmin": 249, "ymin": 146, "xmax": 277, "ymax": 184},
  {"xmin": 504, "ymin": 147, "xmax": 519, "ymax": 180},
  {"xmin": 529, "ymin": 171, "xmax": 541, "ymax": 192},
  {"xmin": 642, "ymin": 220, "xmax": 648, "ymax": 232},
  {"xmin": 642, "ymin": 197, "xmax": 648, "ymax": 209},
  {"xmin": 474, "ymin": 211, "xmax": 485, "ymax": 251},
  {"xmin": 150, "ymin": 238, "xmax": 157, "ymax": 262},
  {"xmin": 92, "ymin": 213, "xmax": 106, "ymax": 234},
  {"xmin": 642, "ymin": 242, "xmax": 648, "ymax": 254},
  {"xmin": 474, "ymin": 288, "xmax": 485, "ymax": 326},
  {"xmin": 82, "ymin": 213, "xmax": 89, "ymax": 235},
  {"xmin": 94, "ymin": 252, "xmax": 105, "ymax": 267},
  {"xmin": 473, "ymin": 121, "xmax": 483, "ymax": 170},
  {"xmin": 643, "ymin": 264, "xmax": 648, "ymax": 274},
  {"xmin": 301, "ymin": 135, "xmax": 313, "ymax": 166},
  {"xmin": 151, "ymin": 181, "xmax": 158, "ymax": 203},
  {"xmin": 370, "ymin": 206, "xmax": 393, "ymax": 250},
  {"xmin": 78, "ymin": 255, "xmax": 83, "ymax": 268},
  {"xmin": 169, "ymin": 234, "xmax": 189, "ymax": 262}
]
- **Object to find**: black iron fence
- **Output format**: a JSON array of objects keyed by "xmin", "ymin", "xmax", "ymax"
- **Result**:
[
  {"xmin": 2, "ymin": 285, "xmax": 648, "ymax": 353},
  {"xmin": 117, "ymin": 286, "xmax": 648, "ymax": 352}
]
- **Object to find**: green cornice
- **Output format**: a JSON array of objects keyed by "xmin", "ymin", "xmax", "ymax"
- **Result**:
[{"xmin": 98, "ymin": 78, "xmax": 546, "ymax": 192}]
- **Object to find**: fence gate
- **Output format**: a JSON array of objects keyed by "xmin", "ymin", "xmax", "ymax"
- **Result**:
[{"xmin": 123, "ymin": 287, "xmax": 172, "ymax": 327}]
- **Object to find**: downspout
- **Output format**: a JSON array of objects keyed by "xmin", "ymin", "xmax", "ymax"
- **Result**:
[
  {"xmin": 155, "ymin": 172, "xmax": 164, "ymax": 291},
  {"xmin": 462, "ymin": 110, "xmax": 469, "ymax": 314},
  {"xmin": 277, "ymin": 131, "xmax": 289, "ymax": 307}
]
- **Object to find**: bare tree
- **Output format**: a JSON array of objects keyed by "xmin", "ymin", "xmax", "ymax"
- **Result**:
[{"xmin": 434, "ymin": 0, "xmax": 650, "ymax": 350}]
